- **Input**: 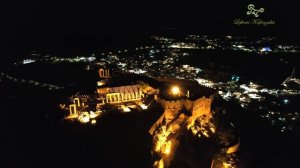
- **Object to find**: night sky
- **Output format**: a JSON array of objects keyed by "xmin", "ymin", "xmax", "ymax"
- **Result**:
[{"xmin": 1, "ymin": 0, "xmax": 299, "ymax": 57}]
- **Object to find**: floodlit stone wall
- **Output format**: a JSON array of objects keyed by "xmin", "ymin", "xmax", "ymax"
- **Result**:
[
  {"xmin": 159, "ymin": 99, "xmax": 184, "ymax": 110},
  {"xmin": 152, "ymin": 96, "xmax": 213, "ymax": 132},
  {"xmin": 187, "ymin": 96, "xmax": 213, "ymax": 128},
  {"xmin": 192, "ymin": 96, "xmax": 212, "ymax": 118},
  {"xmin": 155, "ymin": 96, "xmax": 212, "ymax": 115}
]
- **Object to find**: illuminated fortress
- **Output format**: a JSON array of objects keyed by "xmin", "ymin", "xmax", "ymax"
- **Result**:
[
  {"xmin": 61, "ymin": 68, "xmax": 239, "ymax": 168},
  {"xmin": 150, "ymin": 89, "xmax": 215, "ymax": 168}
]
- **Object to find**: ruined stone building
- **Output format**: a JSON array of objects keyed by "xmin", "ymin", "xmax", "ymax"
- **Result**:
[{"xmin": 96, "ymin": 85, "xmax": 144, "ymax": 107}]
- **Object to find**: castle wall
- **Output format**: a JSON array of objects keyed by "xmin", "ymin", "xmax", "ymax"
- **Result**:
[
  {"xmin": 155, "ymin": 96, "xmax": 212, "ymax": 115},
  {"xmin": 192, "ymin": 96, "xmax": 212, "ymax": 117},
  {"xmin": 187, "ymin": 96, "xmax": 213, "ymax": 128},
  {"xmin": 158, "ymin": 98, "xmax": 184, "ymax": 110},
  {"xmin": 153, "ymin": 95, "xmax": 213, "ymax": 132}
]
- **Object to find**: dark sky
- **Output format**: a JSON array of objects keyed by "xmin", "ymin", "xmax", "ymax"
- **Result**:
[{"xmin": 1, "ymin": 0, "xmax": 299, "ymax": 56}]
